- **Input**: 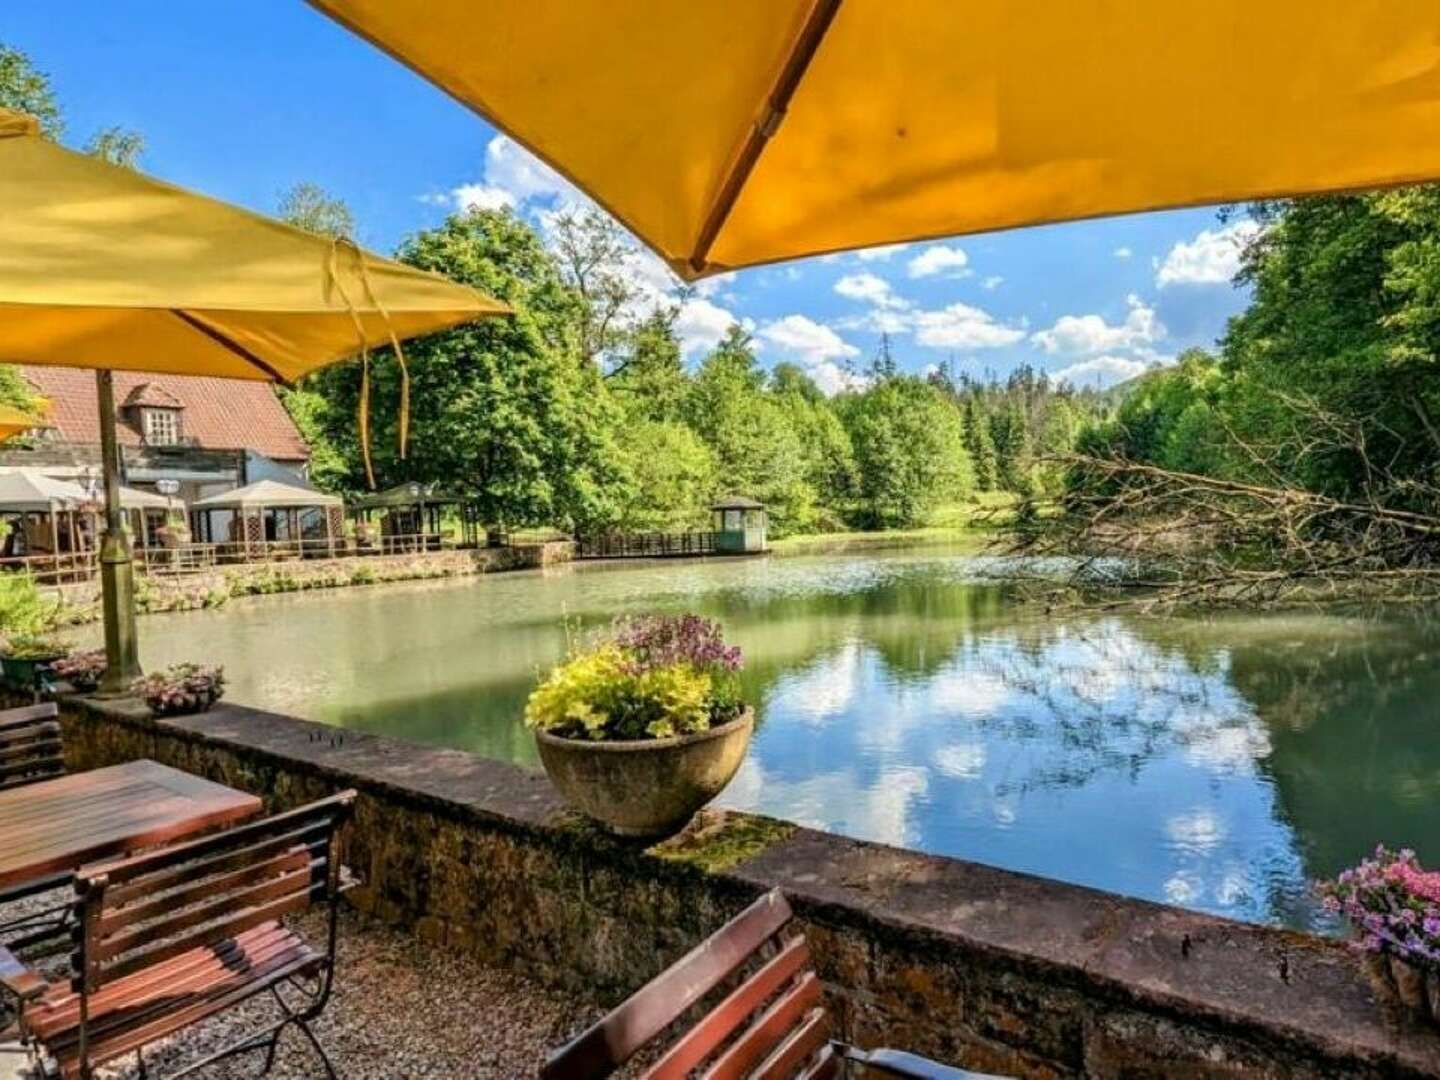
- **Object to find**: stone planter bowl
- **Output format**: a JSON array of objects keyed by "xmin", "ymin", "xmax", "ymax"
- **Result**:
[
  {"xmin": 1372, "ymin": 952, "xmax": 1440, "ymax": 1026},
  {"xmin": 535, "ymin": 710, "xmax": 754, "ymax": 838}
]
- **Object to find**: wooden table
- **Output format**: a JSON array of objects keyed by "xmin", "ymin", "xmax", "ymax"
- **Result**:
[{"xmin": 0, "ymin": 760, "xmax": 261, "ymax": 892}]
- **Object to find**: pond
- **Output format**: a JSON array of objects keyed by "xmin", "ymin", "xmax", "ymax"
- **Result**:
[{"xmin": 133, "ymin": 546, "xmax": 1440, "ymax": 933}]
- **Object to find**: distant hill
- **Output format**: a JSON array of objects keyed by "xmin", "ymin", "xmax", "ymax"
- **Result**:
[{"xmin": 1096, "ymin": 367, "xmax": 1166, "ymax": 409}]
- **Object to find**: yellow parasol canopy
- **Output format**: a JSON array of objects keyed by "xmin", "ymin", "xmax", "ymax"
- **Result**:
[
  {"xmin": 0, "ymin": 107, "xmax": 509, "ymax": 379},
  {"xmin": 0, "ymin": 401, "xmax": 48, "ymax": 444},
  {"xmin": 310, "ymin": 0, "xmax": 1440, "ymax": 279}
]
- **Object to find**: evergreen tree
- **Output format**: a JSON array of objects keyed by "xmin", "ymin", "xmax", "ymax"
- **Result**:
[{"xmin": 961, "ymin": 396, "xmax": 999, "ymax": 491}]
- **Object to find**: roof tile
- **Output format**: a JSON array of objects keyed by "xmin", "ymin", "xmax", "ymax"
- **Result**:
[{"xmin": 21, "ymin": 367, "xmax": 310, "ymax": 462}]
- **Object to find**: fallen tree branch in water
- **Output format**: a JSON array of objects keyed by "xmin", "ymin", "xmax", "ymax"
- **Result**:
[{"xmin": 1001, "ymin": 454, "xmax": 1440, "ymax": 610}]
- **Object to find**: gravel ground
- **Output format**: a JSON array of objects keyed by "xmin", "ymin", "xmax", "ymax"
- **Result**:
[{"xmin": 1, "ymin": 903, "xmax": 602, "ymax": 1079}]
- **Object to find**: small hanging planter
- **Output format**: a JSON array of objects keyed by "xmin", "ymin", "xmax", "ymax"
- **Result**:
[{"xmin": 1321, "ymin": 846, "xmax": 1440, "ymax": 1028}]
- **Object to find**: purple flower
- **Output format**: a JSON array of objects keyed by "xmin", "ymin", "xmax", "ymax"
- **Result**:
[
  {"xmin": 1319, "ymin": 845, "xmax": 1440, "ymax": 968},
  {"xmin": 611, "ymin": 614, "xmax": 743, "ymax": 674}
]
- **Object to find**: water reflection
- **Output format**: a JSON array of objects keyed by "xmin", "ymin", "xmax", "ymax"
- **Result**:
[{"xmin": 132, "ymin": 549, "xmax": 1440, "ymax": 932}]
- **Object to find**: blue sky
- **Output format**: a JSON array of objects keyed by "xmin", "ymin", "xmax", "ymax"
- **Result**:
[{"xmin": 8, "ymin": 1, "xmax": 1254, "ymax": 392}]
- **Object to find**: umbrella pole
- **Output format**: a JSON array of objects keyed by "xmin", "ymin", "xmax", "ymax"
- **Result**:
[{"xmin": 95, "ymin": 369, "xmax": 142, "ymax": 695}]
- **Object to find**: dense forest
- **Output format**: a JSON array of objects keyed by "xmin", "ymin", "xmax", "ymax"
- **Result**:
[
  {"xmin": 283, "ymin": 205, "xmax": 1103, "ymax": 538},
  {"xmin": 1050, "ymin": 190, "xmax": 1440, "ymax": 603}
]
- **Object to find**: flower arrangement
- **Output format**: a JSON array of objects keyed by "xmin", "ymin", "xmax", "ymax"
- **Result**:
[
  {"xmin": 1320, "ymin": 846, "xmax": 1440, "ymax": 1021},
  {"xmin": 132, "ymin": 663, "xmax": 226, "ymax": 716},
  {"xmin": 525, "ymin": 614, "xmax": 744, "ymax": 741},
  {"xmin": 50, "ymin": 648, "xmax": 107, "ymax": 691}
]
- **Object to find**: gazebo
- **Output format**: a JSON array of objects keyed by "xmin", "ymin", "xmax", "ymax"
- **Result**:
[
  {"xmin": 191, "ymin": 479, "xmax": 344, "ymax": 560},
  {"xmin": 0, "ymin": 470, "xmax": 86, "ymax": 562},
  {"xmin": 711, "ymin": 496, "xmax": 768, "ymax": 554},
  {"xmin": 349, "ymin": 481, "xmax": 467, "ymax": 551}
]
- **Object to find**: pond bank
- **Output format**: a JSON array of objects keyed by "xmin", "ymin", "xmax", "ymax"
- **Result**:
[
  {"xmin": 54, "ymin": 693, "xmax": 1440, "ymax": 1079},
  {"xmin": 49, "ymin": 541, "xmax": 575, "ymax": 624}
]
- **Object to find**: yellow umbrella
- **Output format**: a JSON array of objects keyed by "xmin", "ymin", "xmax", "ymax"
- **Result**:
[
  {"xmin": 0, "ymin": 108, "xmax": 510, "ymax": 691},
  {"xmin": 310, "ymin": 0, "xmax": 1440, "ymax": 278},
  {"xmin": 0, "ymin": 401, "xmax": 48, "ymax": 443}
]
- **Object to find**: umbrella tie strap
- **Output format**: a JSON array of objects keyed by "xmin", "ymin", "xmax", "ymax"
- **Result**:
[
  {"xmin": 349, "ymin": 246, "xmax": 412, "ymax": 462},
  {"xmin": 326, "ymin": 240, "xmax": 378, "ymax": 489}
]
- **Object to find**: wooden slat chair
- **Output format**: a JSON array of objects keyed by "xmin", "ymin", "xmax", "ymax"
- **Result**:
[
  {"xmin": 543, "ymin": 889, "xmax": 1007, "ymax": 1080},
  {"xmin": 0, "ymin": 703, "xmax": 71, "ymax": 957},
  {"xmin": 0, "ymin": 790, "xmax": 357, "ymax": 1080},
  {"xmin": 0, "ymin": 702, "xmax": 64, "ymax": 793}
]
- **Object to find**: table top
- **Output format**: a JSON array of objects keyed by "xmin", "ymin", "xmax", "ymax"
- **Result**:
[{"xmin": 0, "ymin": 759, "xmax": 261, "ymax": 892}]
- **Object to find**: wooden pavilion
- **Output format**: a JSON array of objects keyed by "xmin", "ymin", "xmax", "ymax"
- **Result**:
[{"xmin": 350, "ymin": 482, "xmax": 472, "ymax": 550}]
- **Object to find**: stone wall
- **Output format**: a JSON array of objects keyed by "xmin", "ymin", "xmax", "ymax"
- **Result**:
[
  {"xmin": 53, "ymin": 541, "xmax": 576, "ymax": 616},
  {"xmin": 56, "ymin": 697, "xmax": 1440, "ymax": 1079}
]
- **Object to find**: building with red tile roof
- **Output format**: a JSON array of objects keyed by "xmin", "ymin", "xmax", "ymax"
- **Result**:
[
  {"xmin": 20, "ymin": 367, "xmax": 309, "ymax": 463},
  {"xmin": 0, "ymin": 367, "xmax": 313, "ymax": 506}
]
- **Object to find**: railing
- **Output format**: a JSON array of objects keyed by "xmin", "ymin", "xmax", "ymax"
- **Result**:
[
  {"xmin": 576, "ymin": 531, "xmax": 719, "ymax": 559},
  {"xmin": 0, "ymin": 550, "xmax": 99, "ymax": 585},
  {"xmin": 1, "ymin": 532, "xmax": 457, "ymax": 583}
]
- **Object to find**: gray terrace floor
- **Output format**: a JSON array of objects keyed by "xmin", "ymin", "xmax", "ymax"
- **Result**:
[{"xmin": 1, "ymin": 908, "xmax": 597, "ymax": 1079}]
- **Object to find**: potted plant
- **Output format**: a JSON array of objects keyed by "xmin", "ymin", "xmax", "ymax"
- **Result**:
[
  {"xmin": 1320, "ymin": 846, "xmax": 1440, "ymax": 1025},
  {"xmin": 155, "ymin": 512, "xmax": 191, "ymax": 549},
  {"xmin": 50, "ymin": 648, "xmax": 107, "ymax": 692},
  {"xmin": 132, "ymin": 662, "xmax": 226, "ymax": 716},
  {"xmin": 525, "ymin": 614, "xmax": 753, "ymax": 838},
  {"xmin": 1, "ymin": 634, "xmax": 70, "ymax": 691}
]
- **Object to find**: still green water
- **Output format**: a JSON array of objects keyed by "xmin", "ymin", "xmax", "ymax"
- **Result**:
[{"xmin": 133, "ymin": 547, "xmax": 1440, "ymax": 932}]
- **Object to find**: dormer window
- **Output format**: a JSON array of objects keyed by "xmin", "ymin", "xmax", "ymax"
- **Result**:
[
  {"xmin": 143, "ymin": 407, "xmax": 180, "ymax": 446},
  {"xmin": 123, "ymin": 382, "xmax": 186, "ymax": 446}
]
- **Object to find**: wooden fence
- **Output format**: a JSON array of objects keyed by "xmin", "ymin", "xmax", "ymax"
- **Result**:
[{"xmin": 575, "ymin": 531, "xmax": 719, "ymax": 559}]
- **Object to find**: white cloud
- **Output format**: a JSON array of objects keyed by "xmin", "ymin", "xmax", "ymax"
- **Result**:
[
  {"xmin": 1031, "ymin": 294, "xmax": 1165, "ymax": 356},
  {"xmin": 481, "ymin": 135, "xmax": 578, "ymax": 205},
  {"xmin": 913, "ymin": 303, "xmax": 1026, "ymax": 350},
  {"xmin": 758, "ymin": 315, "xmax": 861, "ymax": 395},
  {"xmin": 834, "ymin": 272, "xmax": 909, "ymax": 310},
  {"xmin": 981, "ymin": 275, "xmax": 1004, "ymax": 290},
  {"xmin": 1156, "ymin": 219, "xmax": 1260, "ymax": 287},
  {"xmin": 693, "ymin": 271, "xmax": 737, "ymax": 299},
  {"xmin": 856, "ymin": 243, "xmax": 909, "ymax": 262},
  {"xmin": 436, "ymin": 134, "xmax": 581, "ymax": 214},
  {"xmin": 450, "ymin": 183, "xmax": 516, "ymax": 212},
  {"xmin": 674, "ymin": 298, "xmax": 740, "ymax": 358},
  {"xmin": 907, "ymin": 244, "xmax": 971, "ymax": 279},
  {"xmin": 1113, "ymin": 246, "xmax": 1133, "ymax": 259},
  {"xmin": 1051, "ymin": 354, "xmax": 1152, "ymax": 389},
  {"xmin": 759, "ymin": 315, "xmax": 858, "ymax": 363},
  {"xmin": 833, "ymin": 308, "xmax": 914, "ymax": 336}
]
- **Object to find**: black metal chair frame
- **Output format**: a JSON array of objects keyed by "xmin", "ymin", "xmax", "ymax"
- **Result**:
[{"xmin": 2, "ymin": 791, "xmax": 357, "ymax": 1080}]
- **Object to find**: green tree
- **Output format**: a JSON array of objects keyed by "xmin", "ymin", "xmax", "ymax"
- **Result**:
[
  {"xmin": 961, "ymin": 396, "xmax": 999, "ymax": 491},
  {"xmin": 608, "ymin": 308, "xmax": 689, "ymax": 423},
  {"xmin": 843, "ymin": 376, "xmax": 973, "ymax": 527},
  {"xmin": 277, "ymin": 181, "xmax": 355, "ymax": 239},
  {"xmin": 0, "ymin": 43, "xmax": 61, "ymax": 137},
  {"xmin": 303, "ymin": 209, "xmax": 627, "ymax": 531},
  {"xmin": 84, "ymin": 126, "xmax": 145, "ymax": 168},
  {"xmin": 276, "ymin": 183, "xmax": 358, "ymax": 490},
  {"xmin": 685, "ymin": 328, "xmax": 815, "ymax": 534},
  {"xmin": 989, "ymin": 400, "xmax": 1031, "ymax": 492},
  {"xmin": 615, "ymin": 421, "xmax": 716, "ymax": 530},
  {"xmin": 775, "ymin": 379, "xmax": 856, "ymax": 519}
]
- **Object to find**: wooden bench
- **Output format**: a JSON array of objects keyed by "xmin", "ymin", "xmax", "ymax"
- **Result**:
[
  {"xmin": 543, "ymin": 888, "xmax": 1006, "ymax": 1079},
  {"xmin": 1, "ymin": 790, "xmax": 357, "ymax": 1079},
  {"xmin": 0, "ymin": 702, "xmax": 63, "ymax": 793}
]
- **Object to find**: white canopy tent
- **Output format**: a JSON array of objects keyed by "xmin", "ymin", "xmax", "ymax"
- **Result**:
[
  {"xmin": 191, "ymin": 479, "xmax": 344, "ymax": 556},
  {"xmin": 0, "ymin": 469, "xmax": 179, "ymax": 559}
]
